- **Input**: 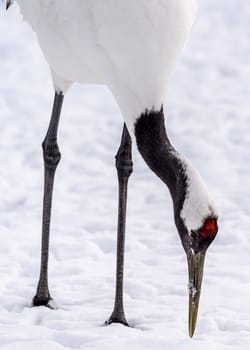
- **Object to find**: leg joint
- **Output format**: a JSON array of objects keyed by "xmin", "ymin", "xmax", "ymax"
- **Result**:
[
  {"xmin": 115, "ymin": 148, "xmax": 133, "ymax": 178},
  {"xmin": 42, "ymin": 141, "xmax": 61, "ymax": 169}
]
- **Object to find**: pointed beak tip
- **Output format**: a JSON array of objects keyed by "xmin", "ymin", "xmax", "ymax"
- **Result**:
[
  {"xmin": 189, "ymin": 331, "xmax": 194, "ymax": 339},
  {"xmin": 188, "ymin": 323, "xmax": 196, "ymax": 338},
  {"xmin": 188, "ymin": 308, "xmax": 197, "ymax": 338}
]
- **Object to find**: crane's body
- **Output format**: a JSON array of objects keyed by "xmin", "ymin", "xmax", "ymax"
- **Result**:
[
  {"xmin": 18, "ymin": 0, "xmax": 196, "ymax": 133},
  {"xmin": 5, "ymin": 0, "xmax": 218, "ymax": 338}
]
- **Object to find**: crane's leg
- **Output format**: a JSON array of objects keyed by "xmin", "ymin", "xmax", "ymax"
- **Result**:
[
  {"xmin": 106, "ymin": 124, "xmax": 133, "ymax": 326},
  {"xmin": 33, "ymin": 91, "xmax": 64, "ymax": 307}
]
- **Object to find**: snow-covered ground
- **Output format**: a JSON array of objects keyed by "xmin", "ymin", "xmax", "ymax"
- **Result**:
[{"xmin": 0, "ymin": 1, "xmax": 250, "ymax": 349}]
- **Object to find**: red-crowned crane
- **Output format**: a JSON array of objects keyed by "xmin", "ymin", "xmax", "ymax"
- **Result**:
[{"xmin": 5, "ymin": 0, "xmax": 218, "ymax": 337}]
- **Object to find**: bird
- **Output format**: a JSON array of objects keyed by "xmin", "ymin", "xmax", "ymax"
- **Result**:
[{"xmin": 5, "ymin": 0, "xmax": 218, "ymax": 337}]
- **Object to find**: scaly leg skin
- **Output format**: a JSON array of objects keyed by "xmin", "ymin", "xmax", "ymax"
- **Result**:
[
  {"xmin": 106, "ymin": 124, "xmax": 133, "ymax": 326},
  {"xmin": 33, "ymin": 92, "xmax": 64, "ymax": 308}
]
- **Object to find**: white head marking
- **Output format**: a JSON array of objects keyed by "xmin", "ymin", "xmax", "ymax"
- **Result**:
[{"xmin": 178, "ymin": 155, "xmax": 218, "ymax": 233}]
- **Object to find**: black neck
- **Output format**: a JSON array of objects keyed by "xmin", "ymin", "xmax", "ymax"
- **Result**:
[{"xmin": 134, "ymin": 108, "xmax": 187, "ymax": 213}]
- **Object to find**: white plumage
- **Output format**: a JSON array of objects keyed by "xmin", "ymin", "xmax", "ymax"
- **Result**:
[
  {"xmin": 15, "ymin": 0, "xmax": 218, "ymax": 233},
  {"xmin": 180, "ymin": 156, "xmax": 218, "ymax": 233},
  {"xmin": 17, "ymin": 0, "xmax": 197, "ymax": 134}
]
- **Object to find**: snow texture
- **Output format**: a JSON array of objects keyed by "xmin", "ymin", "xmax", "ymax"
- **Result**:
[
  {"xmin": 0, "ymin": 1, "xmax": 250, "ymax": 349},
  {"xmin": 188, "ymin": 282, "xmax": 198, "ymax": 299}
]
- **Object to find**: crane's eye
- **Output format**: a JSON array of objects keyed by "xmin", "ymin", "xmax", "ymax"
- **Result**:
[{"xmin": 198, "ymin": 218, "xmax": 218, "ymax": 238}]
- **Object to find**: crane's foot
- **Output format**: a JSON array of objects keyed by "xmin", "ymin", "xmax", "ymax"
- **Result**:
[
  {"xmin": 105, "ymin": 311, "xmax": 129, "ymax": 326},
  {"xmin": 32, "ymin": 295, "xmax": 55, "ymax": 309}
]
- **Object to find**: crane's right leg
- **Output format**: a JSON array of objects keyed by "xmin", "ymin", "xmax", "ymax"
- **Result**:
[
  {"xmin": 106, "ymin": 124, "xmax": 133, "ymax": 326},
  {"xmin": 33, "ymin": 91, "xmax": 64, "ymax": 307}
]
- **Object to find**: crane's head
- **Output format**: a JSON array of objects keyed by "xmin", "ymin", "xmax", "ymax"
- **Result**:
[
  {"xmin": 134, "ymin": 108, "xmax": 218, "ymax": 337},
  {"xmin": 134, "ymin": 109, "xmax": 218, "ymax": 337},
  {"xmin": 173, "ymin": 155, "xmax": 218, "ymax": 337}
]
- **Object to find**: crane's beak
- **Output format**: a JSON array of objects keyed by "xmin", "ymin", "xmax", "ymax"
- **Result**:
[{"xmin": 187, "ymin": 251, "xmax": 205, "ymax": 338}]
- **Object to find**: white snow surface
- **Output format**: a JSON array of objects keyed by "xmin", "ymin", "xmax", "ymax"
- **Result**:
[{"xmin": 0, "ymin": 1, "xmax": 250, "ymax": 349}]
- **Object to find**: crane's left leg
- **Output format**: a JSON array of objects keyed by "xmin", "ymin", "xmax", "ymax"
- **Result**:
[
  {"xmin": 106, "ymin": 124, "xmax": 133, "ymax": 326},
  {"xmin": 33, "ymin": 91, "xmax": 64, "ymax": 307}
]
